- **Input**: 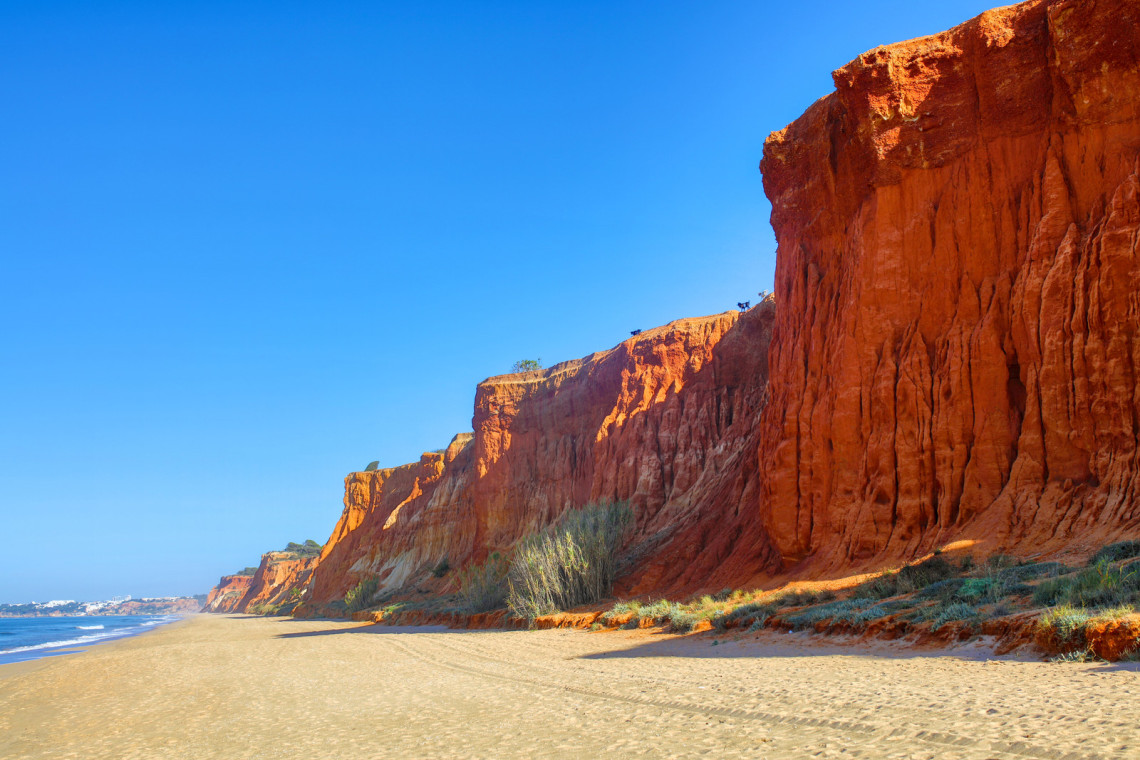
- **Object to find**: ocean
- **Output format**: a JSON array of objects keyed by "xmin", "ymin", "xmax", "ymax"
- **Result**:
[{"xmin": 0, "ymin": 615, "xmax": 181, "ymax": 665}]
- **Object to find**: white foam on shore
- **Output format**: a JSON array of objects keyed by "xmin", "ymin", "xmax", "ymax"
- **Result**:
[{"xmin": 0, "ymin": 616, "xmax": 179, "ymax": 657}]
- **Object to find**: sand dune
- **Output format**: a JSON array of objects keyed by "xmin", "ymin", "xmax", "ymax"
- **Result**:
[{"xmin": 1, "ymin": 614, "xmax": 1136, "ymax": 759}]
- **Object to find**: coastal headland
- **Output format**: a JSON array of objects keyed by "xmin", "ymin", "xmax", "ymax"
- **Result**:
[
  {"xmin": 2, "ymin": 614, "xmax": 1136, "ymax": 759},
  {"xmin": 206, "ymin": 0, "xmax": 1140, "ymax": 662}
]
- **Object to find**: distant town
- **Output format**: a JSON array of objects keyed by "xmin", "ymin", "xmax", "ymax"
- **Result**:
[{"xmin": 0, "ymin": 595, "xmax": 205, "ymax": 617}]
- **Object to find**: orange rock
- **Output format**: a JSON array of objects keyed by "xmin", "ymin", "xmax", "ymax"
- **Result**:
[
  {"xmin": 214, "ymin": 0, "xmax": 1140, "ymax": 622},
  {"xmin": 300, "ymin": 306, "xmax": 778, "ymax": 612},
  {"xmin": 756, "ymin": 0, "xmax": 1140, "ymax": 572},
  {"xmin": 203, "ymin": 574, "xmax": 253, "ymax": 613},
  {"xmin": 205, "ymin": 548, "xmax": 318, "ymax": 614},
  {"xmin": 1086, "ymin": 615, "xmax": 1140, "ymax": 661},
  {"xmin": 532, "ymin": 612, "xmax": 603, "ymax": 630},
  {"xmin": 236, "ymin": 551, "xmax": 319, "ymax": 613}
]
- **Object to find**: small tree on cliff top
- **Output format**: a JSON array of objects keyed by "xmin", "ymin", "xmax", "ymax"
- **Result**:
[{"xmin": 512, "ymin": 359, "xmax": 542, "ymax": 373}]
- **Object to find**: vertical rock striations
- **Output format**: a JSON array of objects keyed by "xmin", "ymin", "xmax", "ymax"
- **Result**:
[
  {"xmin": 758, "ymin": 0, "xmax": 1140, "ymax": 570},
  {"xmin": 211, "ymin": 0, "xmax": 1140, "ymax": 614}
]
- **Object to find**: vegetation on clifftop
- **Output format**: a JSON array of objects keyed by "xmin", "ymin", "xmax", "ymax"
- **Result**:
[{"xmin": 283, "ymin": 540, "xmax": 322, "ymax": 557}]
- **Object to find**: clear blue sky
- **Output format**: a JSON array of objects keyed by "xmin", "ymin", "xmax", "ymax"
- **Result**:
[{"xmin": 0, "ymin": 0, "xmax": 997, "ymax": 602}]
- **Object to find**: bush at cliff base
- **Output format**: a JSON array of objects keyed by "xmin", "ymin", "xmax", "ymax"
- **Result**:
[
  {"xmin": 457, "ymin": 552, "xmax": 510, "ymax": 613},
  {"xmin": 507, "ymin": 501, "xmax": 631, "ymax": 624},
  {"xmin": 345, "ymin": 577, "xmax": 379, "ymax": 613}
]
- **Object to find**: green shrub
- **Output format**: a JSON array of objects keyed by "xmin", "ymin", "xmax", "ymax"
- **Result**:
[
  {"xmin": 364, "ymin": 461, "xmax": 380, "ymax": 472},
  {"xmin": 784, "ymin": 599, "xmax": 875, "ymax": 630},
  {"xmin": 984, "ymin": 554, "xmax": 1017, "ymax": 570},
  {"xmin": 1033, "ymin": 575, "xmax": 1072, "ymax": 607},
  {"xmin": 1089, "ymin": 541, "xmax": 1140, "ymax": 566},
  {"xmin": 849, "ymin": 600, "xmax": 911, "ymax": 624},
  {"xmin": 851, "ymin": 574, "xmax": 898, "ymax": 600},
  {"xmin": 1033, "ymin": 560, "xmax": 1140, "ymax": 609},
  {"xmin": 930, "ymin": 602, "xmax": 978, "ymax": 631},
  {"xmin": 852, "ymin": 556, "xmax": 960, "ymax": 600},
  {"xmin": 284, "ymin": 540, "xmax": 322, "ymax": 557},
  {"xmin": 506, "ymin": 502, "xmax": 631, "ymax": 623},
  {"xmin": 955, "ymin": 576, "xmax": 1029, "ymax": 604},
  {"xmin": 667, "ymin": 609, "xmax": 703, "ymax": 632},
  {"xmin": 600, "ymin": 601, "xmax": 641, "ymax": 626},
  {"xmin": 430, "ymin": 557, "xmax": 451, "ymax": 578},
  {"xmin": 1037, "ymin": 604, "xmax": 1091, "ymax": 653},
  {"xmin": 345, "ymin": 577, "xmax": 380, "ymax": 613},
  {"xmin": 895, "ymin": 556, "xmax": 960, "ymax": 593},
  {"xmin": 636, "ymin": 600, "xmax": 678, "ymax": 625},
  {"xmin": 457, "ymin": 552, "xmax": 510, "ymax": 613},
  {"xmin": 713, "ymin": 602, "xmax": 778, "ymax": 630},
  {"xmin": 917, "ymin": 578, "xmax": 966, "ymax": 601},
  {"xmin": 996, "ymin": 561, "xmax": 1065, "ymax": 582},
  {"xmin": 774, "ymin": 590, "xmax": 831, "ymax": 608},
  {"xmin": 511, "ymin": 359, "xmax": 543, "ymax": 373},
  {"xmin": 1091, "ymin": 604, "xmax": 1137, "ymax": 622},
  {"xmin": 248, "ymin": 602, "xmax": 283, "ymax": 616}
]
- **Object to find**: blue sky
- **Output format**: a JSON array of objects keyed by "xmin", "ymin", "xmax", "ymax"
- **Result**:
[{"xmin": 0, "ymin": 0, "xmax": 997, "ymax": 602}]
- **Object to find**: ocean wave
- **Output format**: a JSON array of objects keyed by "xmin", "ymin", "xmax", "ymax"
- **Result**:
[
  {"xmin": 0, "ymin": 617, "xmax": 179, "ymax": 656},
  {"xmin": 77, "ymin": 625, "xmax": 104, "ymax": 630}
]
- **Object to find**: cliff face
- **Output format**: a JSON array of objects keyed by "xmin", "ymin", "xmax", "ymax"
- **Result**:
[
  {"xmin": 236, "ymin": 551, "xmax": 319, "ymax": 613},
  {"xmin": 300, "ymin": 305, "xmax": 777, "ymax": 611},
  {"xmin": 212, "ymin": 0, "xmax": 1140, "ymax": 614},
  {"xmin": 203, "ymin": 575, "xmax": 253, "ymax": 613},
  {"xmin": 204, "ymin": 549, "xmax": 319, "ymax": 614},
  {"xmin": 757, "ymin": 0, "xmax": 1140, "ymax": 570}
]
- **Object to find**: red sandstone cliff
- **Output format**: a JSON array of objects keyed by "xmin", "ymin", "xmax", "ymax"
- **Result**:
[
  {"xmin": 204, "ymin": 547, "xmax": 319, "ymax": 614},
  {"xmin": 236, "ymin": 551, "xmax": 319, "ymax": 613},
  {"xmin": 211, "ymin": 0, "xmax": 1140, "ymax": 615},
  {"xmin": 203, "ymin": 574, "xmax": 254, "ymax": 613},
  {"xmin": 757, "ymin": 0, "xmax": 1140, "ymax": 571},
  {"xmin": 298, "ymin": 305, "xmax": 777, "ymax": 612}
]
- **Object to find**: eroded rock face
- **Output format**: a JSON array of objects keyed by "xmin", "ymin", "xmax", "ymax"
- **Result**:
[
  {"xmin": 757, "ymin": 0, "xmax": 1140, "ymax": 571},
  {"xmin": 297, "ymin": 305, "xmax": 778, "ymax": 612},
  {"xmin": 213, "ymin": 0, "xmax": 1140, "ymax": 613},
  {"xmin": 203, "ymin": 574, "xmax": 253, "ymax": 613},
  {"xmin": 236, "ymin": 551, "xmax": 319, "ymax": 613},
  {"xmin": 204, "ymin": 549, "xmax": 319, "ymax": 614}
]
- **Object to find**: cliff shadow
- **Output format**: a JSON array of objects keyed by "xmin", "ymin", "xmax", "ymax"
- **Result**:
[
  {"xmin": 275, "ymin": 624, "xmax": 497, "ymax": 639},
  {"xmin": 577, "ymin": 631, "xmax": 1037, "ymax": 663}
]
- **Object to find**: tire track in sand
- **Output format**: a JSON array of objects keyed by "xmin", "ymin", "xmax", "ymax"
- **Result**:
[{"xmin": 383, "ymin": 633, "xmax": 1103, "ymax": 760}]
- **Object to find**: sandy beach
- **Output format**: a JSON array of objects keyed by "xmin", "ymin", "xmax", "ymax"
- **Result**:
[{"xmin": 0, "ymin": 614, "xmax": 1136, "ymax": 759}]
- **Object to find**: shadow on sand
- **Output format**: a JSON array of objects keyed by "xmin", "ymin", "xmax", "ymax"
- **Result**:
[
  {"xmin": 256, "ymin": 616, "xmax": 1140, "ymax": 669},
  {"xmin": 575, "ymin": 630, "xmax": 1045, "ymax": 664},
  {"xmin": 275, "ymin": 624, "xmax": 487, "ymax": 639}
]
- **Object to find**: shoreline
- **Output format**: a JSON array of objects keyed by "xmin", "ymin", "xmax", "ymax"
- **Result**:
[
  {"xmin": 3, "ymin": 614, "xmax": 1138, "ymax": 759},
  {"xmin": 0, "ymin": 614, "xmax": 189, "ymax": 669}
]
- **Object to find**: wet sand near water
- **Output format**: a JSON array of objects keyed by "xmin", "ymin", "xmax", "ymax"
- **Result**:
[{"xmin": 0, "ymin": 614, "xmax": 1136, "ymax": 759}]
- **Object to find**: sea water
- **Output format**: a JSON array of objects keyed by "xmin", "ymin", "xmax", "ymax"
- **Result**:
[{"xmin": 0, "ymin": 615, "xmax": 180, "ymax": 665}]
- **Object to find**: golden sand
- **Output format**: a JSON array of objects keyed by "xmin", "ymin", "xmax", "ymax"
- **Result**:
[{"xmin": 1, "ymin": 614, "xmax": 1136, "ymax": 759}]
